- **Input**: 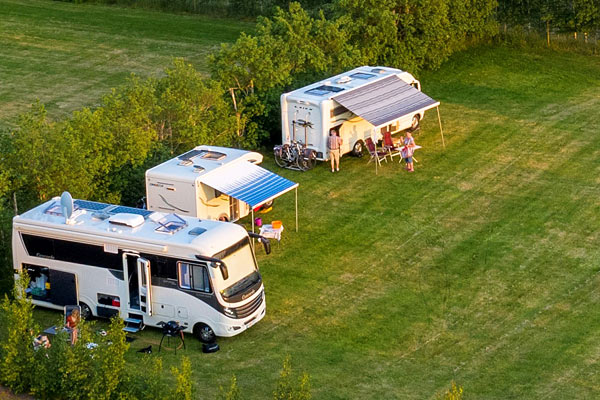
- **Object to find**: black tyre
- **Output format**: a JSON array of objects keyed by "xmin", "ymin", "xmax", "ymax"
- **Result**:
[
  {"xmin": 79, "ymin": 302, "xmax": 92, "ymax": 320},
  {"xmin": 352, "ymin": 140, "xmax": 364, "ymax": 157},
  {"xmin": 274, "ymin": 146, "xmax": 286, "ymax": 168},
  {"xmin": 194, "ymin": 323, "xmax": 216, "ymax": 343},
  {"xmin": 410, "ymin": 114, "xmax": 420, "ymax": 131},
  {"xmin": 263, "ymin": 199, "xmax": 274, "ymax": 208}
]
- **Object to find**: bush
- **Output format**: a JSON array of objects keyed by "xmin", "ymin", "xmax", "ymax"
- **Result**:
[
  {"xmin": 0, "ymin": 272, "xmax": 37, "ymax": 393},
  {"xmin": 273, "ymin": 355, "xmax": 311, "ymax": 400}
]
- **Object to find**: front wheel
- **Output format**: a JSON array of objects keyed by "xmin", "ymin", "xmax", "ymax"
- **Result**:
[
  {"xmin": 352, "ymin": 140, "xmax": 364, "ymax": 157},
  {"xmin": 194, "ymin": 323, "xmax": 216, "ymax": 343}
]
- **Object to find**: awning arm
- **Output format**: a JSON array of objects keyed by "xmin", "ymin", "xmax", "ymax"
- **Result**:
[{"xmin": 437, "ymin": 106, "xmax": 445, "ymax": 149}]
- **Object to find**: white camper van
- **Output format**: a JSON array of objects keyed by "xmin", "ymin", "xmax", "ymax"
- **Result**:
[
  {"xmin": 13, "ymin": 195, "xmax": 269, "ymax": 342},
  {"xmin": 280, "ymin": 66, "xmax": 440, "ymax": 160},
  {"xmin": 146, "ymin": 145, "xmax": 299, "ymax": 224},
  {"xmin": 146, "ymin": 146, "xmax": 263, "ymax": 222}
]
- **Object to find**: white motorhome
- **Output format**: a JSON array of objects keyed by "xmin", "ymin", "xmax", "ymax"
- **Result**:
[
  {"xmin": 13, "ymin": 196, "xmax": 269, "ymax": 342},
  {"xmin": 146, "ymin": 146, "xmax": 263, "ymax": 222},
  {"xmin": 280, "ymin": 66, "xmax": 440, "ymax": 160}
]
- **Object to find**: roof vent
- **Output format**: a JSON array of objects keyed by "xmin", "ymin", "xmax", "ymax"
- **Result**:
[
  {"xmin": 337, "ymin": 76, "xmax": 352, "ymax": 84},
  {"xmin": 108, "ymin": 213, "xmax": 145, "ymax": 228},
  {"xmin": 188, "ymin": 227, "xmax": 207, "ymax": 236},
  {"xmin": 178, "ymin": 159, "xmax": 193, "ymax": 166},
  {"xmin": 371, "ymin": 68, "xmax": 387, "ymax": 74},
  {"xmin": 193, "ymin": 165, "xmax": 205, "ymax": 173}
]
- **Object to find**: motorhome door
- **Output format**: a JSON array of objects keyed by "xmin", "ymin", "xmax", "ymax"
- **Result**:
[{"xmin": 123, "ymin": 253, "xmax": 153, "ymax": 316}]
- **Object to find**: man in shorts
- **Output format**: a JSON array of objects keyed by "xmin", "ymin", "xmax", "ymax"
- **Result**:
[{"xmin": 328, "ymin": 129, "xmax": 343, "ymax": 172}]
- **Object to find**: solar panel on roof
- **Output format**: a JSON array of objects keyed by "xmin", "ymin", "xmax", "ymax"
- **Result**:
[
  {"xmin": 178, "ymin": 149, "xmax": 203, "ymax": 161},
  {"xmin": 305, "ymin": 85, "xmax": 345, "ymax": 96},
  {"xmin": 351, "ymin": 72, "xmax": 376, "ymax": 80},
  {"xmin": 74, "ymin": 199, "xmax": 110, "ymax": 212},
  {"xmin": 110, "ymin": 206, "xmax": 153, "ymax": 217}
]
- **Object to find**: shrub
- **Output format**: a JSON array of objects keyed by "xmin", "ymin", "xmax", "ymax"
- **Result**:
[{"xmin": 0, "ymin": 272, "xmax": 37, "ymax": 393}]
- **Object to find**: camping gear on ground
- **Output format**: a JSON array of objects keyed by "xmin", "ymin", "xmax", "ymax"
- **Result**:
[
  {"xmin": 202, "ymin": 342, "xmax": 220, "ymax": 353},
  {"xmin": 158, "ymin": 321, "xmax": 185, "ymax": 353}
]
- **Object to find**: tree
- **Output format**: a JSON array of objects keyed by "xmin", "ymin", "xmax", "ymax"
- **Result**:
[{"xmin": 0, "ymin": 272, "xmax": 37, "ymax": 393}]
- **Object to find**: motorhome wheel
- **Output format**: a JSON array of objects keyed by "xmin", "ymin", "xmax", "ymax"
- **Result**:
[
  {"xmin": 352, "ymin": 140, "xmax": 364, "ymax": 157},
  {"xmin": 410, "ymin": 115, "xmax": 421, "ymax": 131},
  {"xmin": 194, "ymin": 323, "xmax": 216, "ymax": 343},
  {"xmin": 79, "ymin": 302, "xmax": 92, "ymax": 320}
]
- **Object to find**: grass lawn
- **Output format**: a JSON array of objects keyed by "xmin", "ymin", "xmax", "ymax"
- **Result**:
[
  {"xmin": 0, "ymin": 0, "xmax": 252, "ymax": 129},
  {"xmin": 31, "ymin": 44, "xmax": 600, "ymax": 398}
]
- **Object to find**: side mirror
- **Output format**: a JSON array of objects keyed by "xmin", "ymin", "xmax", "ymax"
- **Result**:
[
  {"xmin": 218, "ymin": 263, "xmax": 229, "ymax": 280},
  {"xmin": 248, "ymin": 232, "xmax": 271, "ymax": 255},
  {"xmin": 259, "ymin": 237, "xmax": 271, "ymax": 255}
]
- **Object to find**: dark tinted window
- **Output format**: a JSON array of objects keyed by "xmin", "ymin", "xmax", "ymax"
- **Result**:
[
  {"xmin": 21, "ymin": 234, "xmax": 121, "ymax": 270},
  {"xmin": 142, "ymin": 253, "xmax": 178, "ymax": 280}
]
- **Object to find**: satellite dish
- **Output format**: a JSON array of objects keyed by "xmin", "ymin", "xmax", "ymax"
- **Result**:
[{"xmin": 60, "ymin": 191, "xmax": 74, "ymax": 223}]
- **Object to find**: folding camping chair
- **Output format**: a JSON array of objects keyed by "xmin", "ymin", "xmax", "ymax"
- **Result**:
[
  {"xmin": 382, "ymin": 132, "xmax": 402, "ymax": 161},
  {"xmin": 365, "ymin": 137, "xmax": 389, "ymax": 166}
]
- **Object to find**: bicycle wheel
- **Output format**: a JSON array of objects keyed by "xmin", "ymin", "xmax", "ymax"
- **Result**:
[
  {"xmin": 302, "ymin": 149, "xmax": 317, "ymax": 171},
  {"xmin": 274, "ymin": 145, "xmax": 286, "ymax": 168}
]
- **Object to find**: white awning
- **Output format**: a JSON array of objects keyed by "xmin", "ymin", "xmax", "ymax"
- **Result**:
[
  {"xmin": 333, "ymin": 75, "xmax": 439, "ymax": 128},
  {"xmin": 200, "ymin": 161, "xmax": 298, "ymax": 209}
]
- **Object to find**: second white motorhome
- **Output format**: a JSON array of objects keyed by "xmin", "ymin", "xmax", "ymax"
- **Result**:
[
  {"xmin": 146, "ymin": 145, "xmax": 298, "ymax": 223},
  {"xmin": 13, "ymin": 195, "xmax": 270, "ymax": 342},
  {"xmin": 280, "ymin": 66, "xmax": 440, "ymax": 161}
]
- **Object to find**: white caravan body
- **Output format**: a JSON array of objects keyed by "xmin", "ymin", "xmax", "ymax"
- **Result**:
[
  {"xmin": 146, "ymin": 145, "xmax": 263, "ymax": 222},
  {"xmin": 13, "ymin": 197, "xmax": 266, "ymax": 339},
  {"xmin": 281, "ymin": 66, "xmax": 431, "ymax": 161}
]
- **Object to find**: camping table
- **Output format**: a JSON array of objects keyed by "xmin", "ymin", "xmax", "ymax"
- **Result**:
[
  {"xmin": 259, "ymin": 224, "xmax": 284, "ymax": 243},
  {"xmin": 400, "ymin": 145, "xmax": 422, "ymax": 163}
]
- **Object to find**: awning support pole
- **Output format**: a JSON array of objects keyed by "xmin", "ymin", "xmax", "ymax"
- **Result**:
[
  {"xmin": 295, "ymin": 187, "xmax": 298, "ymax": 232},
  {"xmin": 251, "ymin": 209, "xmax": 255, "ymax": 233},
  {"xmin": 437, "ymin": 106, "xmax": 445, "ymax": 149}
]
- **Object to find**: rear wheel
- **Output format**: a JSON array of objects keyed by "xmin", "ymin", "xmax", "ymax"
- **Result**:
[
  {"xmin": 352, "ymin": 140, "xmax": 364, "ymax": 157},
  {"xmin": 410, "ymin": 114, "xmax": 420, "ymax": 131},
  {"xmin": 194, "ymin": 323, "xmax": 216, "ymax": 343},
  {"xmin": 79, "ymin": 302, "xmax": 92, "ymax": 320}
]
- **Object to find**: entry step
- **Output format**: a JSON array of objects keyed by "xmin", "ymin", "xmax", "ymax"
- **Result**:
[{"xmin": 123, "ymin": 316, "xmax": 145, "ymax": 334}]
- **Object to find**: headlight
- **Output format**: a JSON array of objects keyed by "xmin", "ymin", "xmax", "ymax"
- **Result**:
[{"xmin": 223, "ymin": 307, "xmax": 236, "ymax": 318}]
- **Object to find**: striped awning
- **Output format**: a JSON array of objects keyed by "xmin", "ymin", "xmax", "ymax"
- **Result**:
[
  {"xmin": 200, "ymin": 161, "xmax": 298, "ymax": 208},
  {"xmin": 333, "ymin": 75, "xmax": 439, "ymax": 128}
]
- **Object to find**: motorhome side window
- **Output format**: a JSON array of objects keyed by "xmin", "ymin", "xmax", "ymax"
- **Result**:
[
  {"xmin": 21, "ymin": 234, "xmax": 122, "ymax": 270},
  {"xmin": 178, "ymin": 262, "xmax": 211, "ymax": 293}
]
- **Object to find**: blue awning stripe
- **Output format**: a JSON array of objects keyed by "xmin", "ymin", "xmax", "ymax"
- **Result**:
[{"xmin": 200, "ymin": 162, "xmax": 298, "ymax": 208}]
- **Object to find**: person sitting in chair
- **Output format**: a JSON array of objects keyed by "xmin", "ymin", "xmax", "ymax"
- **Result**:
[{"xmin": 66, "ymin": 308, "xmax": 80, "ymax": 345}]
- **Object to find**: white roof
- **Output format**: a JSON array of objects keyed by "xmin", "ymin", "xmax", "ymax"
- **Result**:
[
  {"xmin": 146, "ymin": 145, "xmax": 263, "ymax": 183},
  {"xmin": 283, "ymin": 66, "xmax": 416, "ymax": 102},
  {"xmin": 13, "ymin": 197, "xmax": 248, "ymax": 258}
]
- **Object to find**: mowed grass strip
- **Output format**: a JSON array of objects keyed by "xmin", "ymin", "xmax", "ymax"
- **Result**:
[
  {"xmin": 0, "ymin": 0, "xmax": 252, "ymax": 128},
  {"xmin": 30, "ymin": 46, "xmax": 600, "ymax": 398}
]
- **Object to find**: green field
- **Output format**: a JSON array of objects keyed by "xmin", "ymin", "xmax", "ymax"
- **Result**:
[
  {"xmin": 29, "ymin": 45, "xmax": 600, "ymax": 398},
  {"xmin": 0, "ymin": 0, "xmax": 252, "ymax": 129}
]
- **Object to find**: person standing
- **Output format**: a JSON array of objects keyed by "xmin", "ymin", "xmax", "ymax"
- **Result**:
[
  {"xmin": 402, "ymin": 132, "xmax": 416, "ymax": 172},
  {"xmin": 328, "ymin": 129, "xmax": 343, "ymax": 172}
]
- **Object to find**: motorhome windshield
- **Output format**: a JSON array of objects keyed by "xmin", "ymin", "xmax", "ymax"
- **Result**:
[
  {"xmin": 221, "ymin": 270, "xmax": 261, "ymax": 299},
  {"xmin": 213, "ymin": 236, "xmax": 261, "ymax": 300}
]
